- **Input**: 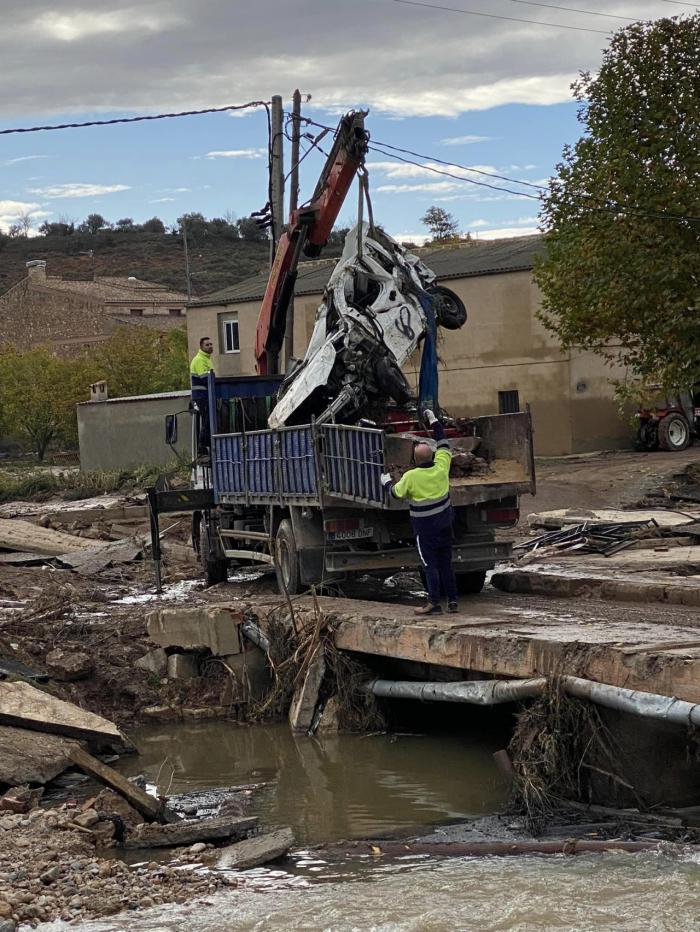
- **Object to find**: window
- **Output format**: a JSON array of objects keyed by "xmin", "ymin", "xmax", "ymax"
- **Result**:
[
  {"xmin": 169, "ymin": 308, "xmax": 182, "ymax": 317},
  {"xmin": 222, "ymin": 316, "xmax": 240, "ymax": 353},
  {"xmin": 498, "ymin": 390, "xmax": 520, "ymax": 414},
  {"xmin": 129, "ymin": 308, "xmax": 143, "ymax": 317}
]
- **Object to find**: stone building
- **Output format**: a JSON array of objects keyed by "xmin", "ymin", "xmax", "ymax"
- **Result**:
[
  {"xmin": 186, "ymin": 236, "xmax": 632, "ymax": 457},
  {"xmin": 0, "ymin": 260, "xmax": 188, "ymax": 353}
]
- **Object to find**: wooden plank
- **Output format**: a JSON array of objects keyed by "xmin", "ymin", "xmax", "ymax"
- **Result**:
[
  {"xmin": 217, "ymin": 828, "xmax": 294, "ymax": 870},
  {"xmin": 0, "ymin": 518, "xmax": 95, "ymax": 556},
  {"xmin": 68, "ymin": 745, "xmax": 176, "ymax": 823},
  {"xmin": 124, "ymin": 815, "xmax": 258, "ymax": 849},
  {"xmin": 0, "ymin": 681, "xmax": 132, "ymax": 752},
  {"xmin": 0, "ymin": 726, "xmax": 79, "ymax": 785}
]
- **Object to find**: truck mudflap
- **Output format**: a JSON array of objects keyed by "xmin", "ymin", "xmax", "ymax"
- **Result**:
[{"xmin": 323, "ymin": 539, "xmax": 511, "ymax": 574}]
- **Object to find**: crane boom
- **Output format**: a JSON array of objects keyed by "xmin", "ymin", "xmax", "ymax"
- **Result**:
[{"xmin": 254, "ymin": 111, "xmax": 369, "ymax": 376}]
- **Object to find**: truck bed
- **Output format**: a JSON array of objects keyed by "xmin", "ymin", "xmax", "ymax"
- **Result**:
[{"xmin": 211, "ymin": 411, "xmax": 535, "ymax": 509}]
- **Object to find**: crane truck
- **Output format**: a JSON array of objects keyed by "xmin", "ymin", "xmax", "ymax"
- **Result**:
[{"xmin": 148, "ymin": 111, "xmax": 536, "ymax": 594}]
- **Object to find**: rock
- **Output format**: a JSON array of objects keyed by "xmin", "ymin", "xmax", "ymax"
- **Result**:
[
  {"xmin": 134, "ymin": 648, "xmax": 168, "ymax": 676},
  {"xmin": 124, "ymin": 815, "xmax": 257, "ymax": 849},
  {"xmin": 216, "ymin": 828, "xmax": 294, "ymax": 871},
  {"xmin": 0, "ymin": 902, "xmax": 11, "ymax": 918},
  {"xmin": 73, "ymin": 809, "xmax": 99, "ymax": 828},
  {"xmin": 289, "ymin": 656, "xmax": 325, "ymax": 732},
  {"xmin": 0, "ymin": 920, "xmax": 16, "ymax": 932},
  {"xmin": 39, "ymin": 865, "xmax": 60, "ymax": 884},
  {"xmin": 94, "ymin": 789, "xmax": 144, "ymax": 829},
  {"xmin": 316, "ymin": 695, "xmax": 340, "ymax": 734},
  {"xmin": 142, "ymin": 704, "xmax": 183, "ymax": 722},
  {"xmin": 1, "ymin": 785, "xmax": 42, "ymax": 814},
  {"xmin": 188, "ymin": 842, "xmax": 206, "ymax": 854},
  {"xmin": 45, "ymin": 648, "xmax": 94, "ymax": 682},
  {"xmin": 167, "ymin": 653, "xmax": 199, "ymax": 681},
  {"xmin": 146, "ymin": 605, "xmax": 243, "ymax": 656}
]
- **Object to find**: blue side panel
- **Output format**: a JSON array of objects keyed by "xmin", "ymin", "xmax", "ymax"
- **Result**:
[
  {"xmin": 213, "ymin": 434, "xmax": 244, "ymax": 497},
  {"xmin": 246, "ymin": 432, "xmax": 276, "ymax": 495},
  {"xmin": 322, "ymin": 425, "xmax": 384, "ymax": 505},
  {"xmin": 279, "ymin": 428, "xmax": 317, "ymax": 495}
]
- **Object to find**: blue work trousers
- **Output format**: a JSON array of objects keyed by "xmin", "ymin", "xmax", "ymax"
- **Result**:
[{"xmin": 416, "ymin": 528, "xmax": 458, "ymax": 605}]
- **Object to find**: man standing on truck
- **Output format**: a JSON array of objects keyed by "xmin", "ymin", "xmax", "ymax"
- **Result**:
[
  {"xmin": 190, "ymin": 337, "xmax": 214, "ymax": 456},
  {"xmin": 381, "ymin": 411, "xmax": 458, "ymax": 615}
]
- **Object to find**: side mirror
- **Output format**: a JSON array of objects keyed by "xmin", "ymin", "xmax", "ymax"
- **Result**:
[{"xmin": 165, "ymin": 414, "xmax": 178, "ymax": 445}]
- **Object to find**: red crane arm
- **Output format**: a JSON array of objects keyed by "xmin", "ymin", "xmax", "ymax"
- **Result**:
[{"xmin": 255, "ymin": 111, "xmax": 368, "ymax": 376}]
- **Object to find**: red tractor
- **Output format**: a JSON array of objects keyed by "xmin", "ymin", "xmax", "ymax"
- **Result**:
[{"xmin": 636, "ymin": 384, "xmax": 700, "ymax": 452}]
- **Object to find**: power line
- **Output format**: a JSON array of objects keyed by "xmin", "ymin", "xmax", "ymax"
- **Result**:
[
  {"xmin": 508, "ymin": 0, "xmax": 635, "ymax": 21},
  {"xmin": 659, "ymin": 1, "xmax": 698, "ymax": 7},
  {"xmin": 0, "ymin": 100, "xmax": 269, "ymax": 136},
  {"xmin": 387, "ymin": 0, "xmax": 611, "ymax": 34}
]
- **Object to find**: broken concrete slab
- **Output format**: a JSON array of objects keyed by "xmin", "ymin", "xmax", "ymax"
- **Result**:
[
  {"xmin": 58, "ymin": 539, "xmax": 142, "ymax": 575},
  {"xmin": 67, "ymin": 746, "xmax": 176, "ymax": 824},
  {"xmin": 123, "ymin": 815, "xmax": 258, "ymax": 849},
  {"xmin": 167, "ymin": 653, "xmax": 199, "ymax": 680},
  {"xmin": 316, "ymin": 696, "xmax": 340, "ymax": 735},
  {"xmin": 0, "ymin": 726, "xmax": 79, "ymax": 786},
  {"xmin": 221, "ymin": 645, "xmax": 271, "ymax": 701},
  {"xmin": 134, "ymin": 648, "xmax": 168, "ymax": 677},
  {"xmin": 0, "ymin": 518, "xmax": 96, "ymax": 556},
  {"xmin": 216, "ymin": 827, "xmax": 294, "ymax": 870},
  {"xmin": 289, "ymin": 655, "xmax": 325, "ymax": 732},
  {"xmin": 146, "ymin": 605, "xmax": 243, "ymax": 656},
  {"xmin": 45, "ymin": 648, "xmax": 94, "ymax": 682},
  {"xmin": 0, "ymin": 681, "xmax": 132, "ymax": 752},
  {"xmin": 527, "ymin": 508, "xmax": 700, "ymax": 530}
]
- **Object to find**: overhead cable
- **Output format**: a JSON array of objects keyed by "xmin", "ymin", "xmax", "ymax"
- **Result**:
[
  {"xmin": 387, "ymin": 0, "xmax": 611, "ymax": 34},
  {"xmin": 0, "ymin": 101, "xmax": 269, "ymax": 136},
  {"xmin": 508, "ymin": 0, "xmax": 636, "ymax": 20}
]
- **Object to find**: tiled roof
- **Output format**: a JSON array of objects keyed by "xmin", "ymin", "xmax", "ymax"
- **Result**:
[
  {"xmin": 37, "ymin": 275, "xmax": 187, "ymax": 304},
  {"xmin": 189, "ymin": 235, "xmax": 544, "ymax": 308}
]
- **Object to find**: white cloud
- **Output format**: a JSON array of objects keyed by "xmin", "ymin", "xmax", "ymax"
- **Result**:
[
  {"xmin": 32, "ymin": 9, "xmax": 182, "ymax": 43},
  {"xmin": 0, "ymin": 199, "xmax": 50, "ymax": 233},
  {"xmin": 2, "ymin": 155, "xmax": 50, "ymax": 167},
  {"xmin": 28, "ymin": 183, "xmax": 131, "ymax": 199},
  {"xmin": 439, "ymin": 135, "xmax": 493, "ymax": 146},
  {"xmin": 204, "ymin": 148, "xmax": 267, "ymax": 160},
  {"xmin": 151, "ymin": 197, "xmax": 175, "ymax": 203},
  {"xmin": 475, "ymin": 226, "xmax": 541, "ymax": 240},
  {"xmin": 466, "ymin": 215, "xmax": 539, "ymax": 230},
  {"xmin": 377, "ymin": 181, "xmax": 464, "ymax": 194}
]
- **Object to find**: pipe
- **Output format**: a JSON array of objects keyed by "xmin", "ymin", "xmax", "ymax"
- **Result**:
[
  {"xmin": 562, "ymin": 676, "xmax": 700, "ymax": 728},
  {"xmin": 240, "ymin": 619, "xmax": 270, "ymax": 654},
  {"xmin": 368, "ymin": 676, "xmax": 700, "ymax": 727},
  {"xmin": 369, "ymin": 678, "xmax": 547, "ymax": 706}
]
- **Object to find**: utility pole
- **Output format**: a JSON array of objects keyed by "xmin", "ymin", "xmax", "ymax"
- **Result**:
[
  {"xmin": 181, "ymin": 219, "xmax": 192, "ymax": 300},
  {"xmin": 284, "ymin": 88, "xmax": 302, "ymax": 370},
  {"xmin": 270, "ymin": 94, "xmax": 285, "ymax": 265}
]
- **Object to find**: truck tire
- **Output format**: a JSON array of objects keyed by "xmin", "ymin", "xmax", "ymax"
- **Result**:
[
  {"xmin": 455, "ymin": 571, "xmax": 487, "ymax": 595},
  {"xmin": 658, "ymin": 413, "xmax": 691, "ymax": 452},
  {"xmin": 201, "ymin": 526, "xmax": 228, "ymax": 586},
  {"xmin": 275, "ymin": 519, "xmax": 302, "ymax": 595}
]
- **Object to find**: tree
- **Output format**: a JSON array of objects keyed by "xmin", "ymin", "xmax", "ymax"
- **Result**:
[
  {"xmin": 39, "ymin": 220, "xmax": 74, "ymax": 236},
  {"xmin": 8, "ymin": 212, "xmax": 33, "ymax": 238},
  {"xmin": 420, "ymin": 206, "xmax": 459, "ymax": 242},
  {"xmin": 535, "ymin": 17, "xmax": 700, "ymax": 397},
  {"xmin": 115, "ymin": 217, "xmax": 135, "ymax": 231},
  {"xmin": 79, "ymin": 213, "xmax": 110, "ymax": 234},
  {"xmin": 91, "ymin": 327, "xmax": 189, "ymax": 398},
  {"xmin": 140, "ymin": 216, "xmax": 165, "ymax": 234},
  {"xmin": 236, "ymin": 215, "xmax": 267, "ymax": 241}
]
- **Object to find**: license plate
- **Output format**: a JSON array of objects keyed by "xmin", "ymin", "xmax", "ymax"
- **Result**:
[{"xmin": 328, "ymin": 526, "xmax": 374, "ymax": 542}]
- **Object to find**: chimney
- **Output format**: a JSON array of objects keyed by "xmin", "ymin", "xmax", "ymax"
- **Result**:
[
  {"xmin": 26, "ymin": 259, "xmax": 46, "ymax": 282},
  {"xmin": 89, "ymin": 380, "xmax": 108, "ymax": 403}
]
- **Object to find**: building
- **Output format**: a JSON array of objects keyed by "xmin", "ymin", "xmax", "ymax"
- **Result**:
[
  {"xmin": 0, "ymin": 260, "xmax": 188, "ymax": 354},
  {"xmin": 186, "ymin": 236, "xmax": 631, "ymax": 456},
  {"xmin": 77, "ymin": 390, "xmax": 191, "ymax": 470}
]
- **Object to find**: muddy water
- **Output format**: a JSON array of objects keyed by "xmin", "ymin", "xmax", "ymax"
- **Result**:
[
  {"xmin": 48, "ymin": 852, "xmax": 700, "ymax": 931},
  {"xmin": 117, "ymin": 721, "xmax": 509, "ymax": 843}
]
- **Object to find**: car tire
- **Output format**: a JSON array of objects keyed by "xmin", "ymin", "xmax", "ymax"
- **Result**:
[{"xmin": 431, "ymin": 286, "xmax": 467, "ymax": 330}]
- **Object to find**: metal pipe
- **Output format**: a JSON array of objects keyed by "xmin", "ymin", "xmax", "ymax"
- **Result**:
[
  {"xmin": 240, "ymin": 619, "xmax": 270, "ymax": 654},
  {"xmin": 562, "ymin": 676, "xmax": 700, "ymax": 727},
  {"xmin": 369, "ymin": 678, "xmax": 547, "ymax": 706},
  {"xmin": 368, "ymin": 675, "xmax": 700, "ymax": 728}
]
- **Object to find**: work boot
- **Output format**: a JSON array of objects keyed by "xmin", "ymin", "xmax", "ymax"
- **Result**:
[
  {"xmin": 414, "ymin": 602, "xmax": 443, "ymax": 615},
  {"xmin": 447, "ymin": 601, "xmax": 459, "ymax": 614}
]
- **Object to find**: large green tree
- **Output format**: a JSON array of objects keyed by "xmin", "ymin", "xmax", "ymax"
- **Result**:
[{"xmin": 535, "ymin": 16, "xmax": 700, "ymax": 397}]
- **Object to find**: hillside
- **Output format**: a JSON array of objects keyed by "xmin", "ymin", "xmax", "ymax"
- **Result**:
[{"xmin": 0, "ymin": 230, "xmax": 344, "ymax": 297}]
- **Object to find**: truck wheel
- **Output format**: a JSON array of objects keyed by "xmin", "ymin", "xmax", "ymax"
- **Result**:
[
  {"xmin": 275, "ymin": 519, "xmax": 302, "ymax": 595},
  {"xmin": 201, "ymin": 526, "xmax": 228, "ymax": 586},
  {"xmin": 658, "ymin": 414, "xmax": 691, "ymax": 452},
  {"xmin": 636, "ymin": 421, "xmax": 658, "ymax": 451},
  {"xmin": 455, "ymin": 571, "xmax": 487, "ymax": 595}
]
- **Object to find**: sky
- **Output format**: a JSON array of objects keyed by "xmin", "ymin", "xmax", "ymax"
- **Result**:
[{"xmin": 0, "ymin": 0, "xmax": 692, "ymax": 242}]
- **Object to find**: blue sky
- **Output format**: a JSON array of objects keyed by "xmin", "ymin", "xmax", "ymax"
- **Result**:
[{"xmin": 0, "ymin": 0, "xmax": 685, "ymax": 241}]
